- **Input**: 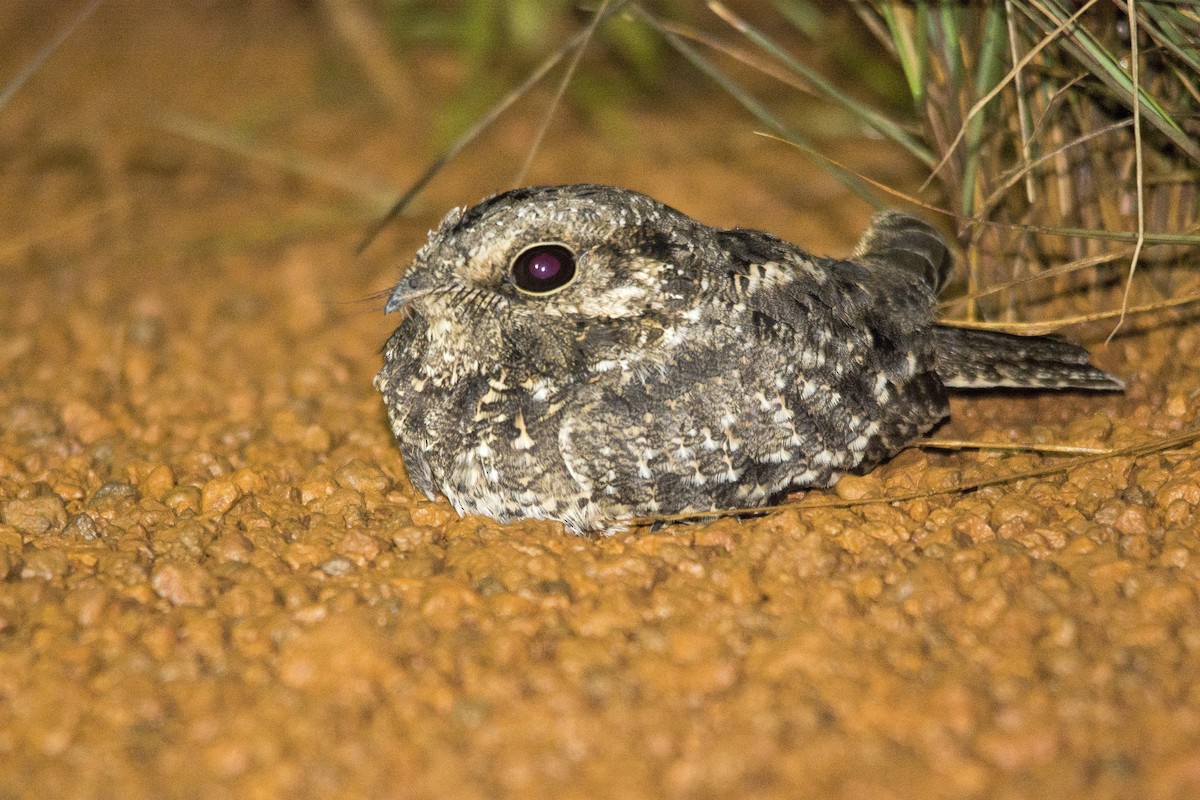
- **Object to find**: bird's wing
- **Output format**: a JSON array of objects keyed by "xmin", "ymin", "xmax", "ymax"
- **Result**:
[{"xmin": 713, "ymin": 226, "xmax": 950, "ymax": 467}]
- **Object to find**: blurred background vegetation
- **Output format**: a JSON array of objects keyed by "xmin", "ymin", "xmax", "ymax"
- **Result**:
[{"xmin": 353, "ymin": 1, "xmax": 910, "ymax": 132}]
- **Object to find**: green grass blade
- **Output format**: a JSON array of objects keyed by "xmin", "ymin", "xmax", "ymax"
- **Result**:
[
  {"xmin": 770, "ymin": 0, "xmax": 826, "ymax": 38},
  {"xmin": 960, "ymin": 4, "xmax": 1009, "ymax": 216},
  {"xmin": 1139, "ymin": 4, "xmax": 1200, "ymax": 77},
  {"xmin": 879, "ymin": 1, "xmax": 926, "ymax": 105},
  {"xmin": 935, "ymin": 3, "xmax": 964, "ymax": 86}
]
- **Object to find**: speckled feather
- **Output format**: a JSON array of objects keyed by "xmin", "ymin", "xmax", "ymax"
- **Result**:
[{"xmin": 375, "ymin": 184, "xmax": 1121, "ymax": 533}]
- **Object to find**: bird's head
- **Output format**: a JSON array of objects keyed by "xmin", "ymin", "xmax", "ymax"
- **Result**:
[{"xmin": 386, "ymin": 184, "xmax": 716, "ymax": 328}]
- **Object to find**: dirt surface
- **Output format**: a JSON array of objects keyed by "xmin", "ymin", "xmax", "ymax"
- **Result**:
[{"xmin": 3, "ymin": 3, "xmax": 1200, "ymax": 799}]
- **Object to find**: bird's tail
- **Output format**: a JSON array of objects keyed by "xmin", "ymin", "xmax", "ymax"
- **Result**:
[
  {"xmin": 933, "ymin": 326, "xmax": 1124, "ymax": 391},
  {"xmin": 854, "ymin": 211, "xmax": 1124, "ymax": 392}
]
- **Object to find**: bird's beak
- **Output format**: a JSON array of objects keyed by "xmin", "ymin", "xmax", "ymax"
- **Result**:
[{"xmin": 384, "ymin": 268, "xmax": 434, "ymax": 314}]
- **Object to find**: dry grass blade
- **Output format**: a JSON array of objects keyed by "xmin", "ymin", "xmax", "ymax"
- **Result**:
[
  {"xmin": 631, "ymin": 425, "xmax": 1200, "ymax": 528},
  {"xmin": 638, "ymin": 16, "xmax": 834, "ymax": 100},
  {"xmin": 1004, "ymin": 0, "xmax": 1037, "ymax": 204},
  {"xmin": 512, "ymin": 0, "xmax": 614, "ymax": 186},
  {"xmin": 1107, "ymin": 0, "xmax": 1147, "ymax": 341},
  {"xmin": 914, "ymin": 438, "xmax": 1113, "ymax": 455},
  {"xmin": 319, "ymin": 0, "xmax": 417, "ymax": 114},
  {"xmin": 155, "ymin": 111, "xmax": 398, "ymax": 209},
  {"xmin": 0, "ymin": 0, "xmax": 105, "ymax": 112},
  {"xmin": 938, "ymin": 288, "xmax": 1200, "ymax": 335},
  {"xmin": 975, "ymin": 118, "xmax": 1133, "ymax": 222},
  {"xmin": 939, "ymin": 249, "xmax": 1131, "ymax": 310}
]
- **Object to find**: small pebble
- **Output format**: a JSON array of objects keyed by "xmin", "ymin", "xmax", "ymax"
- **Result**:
[
  {"xmin": 64, "ymin": 513, "xmax": 101, "ymax": 541},
  {"xmin": 200, "ymin": 478, "xmax": 242, "ymax": 516},
  {"xmin": 141, "ymin": 465, "xmax": 176, "ymax": 501},
  {"xmin": 151, "ymin": 561, "xmax": 215, "ymax": 607},
  {"xmin": 3, "ymin": 495, "xmax": 68, "ymax": 535},
  {"xmin": 319, "ymin": 557, "xmax": 354, "ymax": 577},
  {"xmin": 833, "ymin": 474, "xmax": 883, "ymax": 501}
]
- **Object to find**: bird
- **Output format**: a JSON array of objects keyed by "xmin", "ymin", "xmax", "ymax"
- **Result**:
[{"xmin": 375, "ymin": 184, "xmax": 1122, "ymax": 534}]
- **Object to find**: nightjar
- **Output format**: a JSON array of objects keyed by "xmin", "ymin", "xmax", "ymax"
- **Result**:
[{"xmin": 375, "ymin": 184, "xmax": 1122, "ymax": 533}]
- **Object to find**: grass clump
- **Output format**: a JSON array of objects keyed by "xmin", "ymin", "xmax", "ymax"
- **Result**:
[{"xmin": 681, "ymin": 0, "xmax": 1200, "ymax": 328}]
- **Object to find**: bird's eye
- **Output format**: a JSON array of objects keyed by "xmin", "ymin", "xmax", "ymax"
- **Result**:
[{"xmin": 510, "ymin": 243, "xmax": 577, "ymax": 295}]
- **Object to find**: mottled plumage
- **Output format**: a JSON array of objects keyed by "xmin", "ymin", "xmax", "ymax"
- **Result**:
[{"xmin": 375, "ymin": 184, "xmax": 1121, "ymax": 533}]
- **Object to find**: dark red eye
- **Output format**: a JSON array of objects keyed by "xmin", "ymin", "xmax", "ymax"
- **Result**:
[{"xmin": 510, "ymin": 244, "xmax": 577, "ymax": 294}]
